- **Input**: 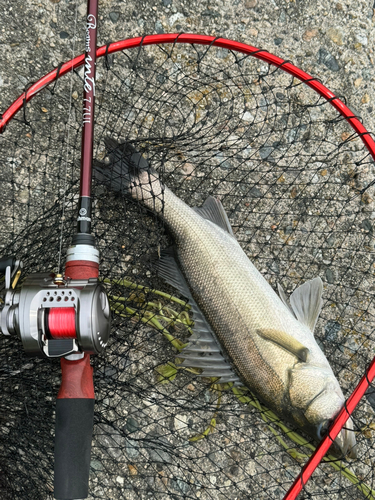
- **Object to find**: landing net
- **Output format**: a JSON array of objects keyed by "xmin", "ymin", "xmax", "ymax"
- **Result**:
[{"xmin": 0, "ymin": 36, "xmax": 374, "ymax": 500}]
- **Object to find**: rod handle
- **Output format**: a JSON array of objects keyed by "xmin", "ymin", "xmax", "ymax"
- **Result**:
[{"xmin": 54, "ymin": 354, "xmax": 94, "ymax": 500}]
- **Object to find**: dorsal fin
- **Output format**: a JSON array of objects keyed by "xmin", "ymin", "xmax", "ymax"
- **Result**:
[
  {"xmin": 289, "ymin": 277, "xmax": 323, "ymax": 333},
  {"xmin": 193, "ymin": 197, "xmax": 234, "ymax": 236},
  {"xmin": 153, "ymin": 248, "xmax": 241, "ymax": 385}
]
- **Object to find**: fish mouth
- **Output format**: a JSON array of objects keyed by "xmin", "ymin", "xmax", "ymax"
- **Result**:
[
  {"xmin": 301, "ymin": 381, "xmax": 357, "ymax": 460},
  {"xmin": 317, "ymin": 417, "xmax": 357, "ymax": 459},
  {"xmin": 334, "ymin": 417, "xmax": 357, "ymax": 459}
]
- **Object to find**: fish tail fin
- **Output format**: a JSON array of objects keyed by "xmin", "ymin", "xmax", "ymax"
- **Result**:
[{"xmin": 93, "ymin": 137, "xmax": 164, "ymax": 213}]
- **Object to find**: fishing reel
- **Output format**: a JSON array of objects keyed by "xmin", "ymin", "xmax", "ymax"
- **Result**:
[{"xmin": 0, "ymin": 256, "xmax": 111, "ymax": 358}]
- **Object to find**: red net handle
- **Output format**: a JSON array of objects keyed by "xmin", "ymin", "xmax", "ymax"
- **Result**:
[{"xmin": 283, "ymin": 354, "xmax": 375, "ymax": 500}]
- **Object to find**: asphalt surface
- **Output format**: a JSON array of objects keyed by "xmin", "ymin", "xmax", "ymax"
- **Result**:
[
  {"xmin": 1, "ymin": 0, "xmax": 374, "ymax": 133},
  {"xmin": 0, "ymin": 1, "xmax": 375, "ymax": 500}
]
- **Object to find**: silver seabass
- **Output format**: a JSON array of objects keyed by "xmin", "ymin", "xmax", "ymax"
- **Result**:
[{"xmin": 94, "ymin": 138, "xmax": 357, "ymax": 459}]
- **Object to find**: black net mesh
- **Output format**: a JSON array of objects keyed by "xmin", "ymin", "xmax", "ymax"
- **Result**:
[{"xmin": 0, "ymin": 41, "xmax": 375, "ymax": 500}]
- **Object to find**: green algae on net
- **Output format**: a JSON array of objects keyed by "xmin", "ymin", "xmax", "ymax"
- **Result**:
[{"xmin": 105, "ymin": 277, "xmax": 375, "ymax": 500}]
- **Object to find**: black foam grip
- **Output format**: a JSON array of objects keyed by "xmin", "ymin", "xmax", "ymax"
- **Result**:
[{"xmin": 54, "ymin": 399, "xmax": 95, "ymax": 500}]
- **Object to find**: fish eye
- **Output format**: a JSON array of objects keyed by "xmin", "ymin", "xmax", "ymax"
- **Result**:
[{"xmin": 317, "ymin": 419, "xmax": 331, "ymax": 439}]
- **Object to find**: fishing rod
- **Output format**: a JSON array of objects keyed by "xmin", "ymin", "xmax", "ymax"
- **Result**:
[
  {"xmin": 52, "ymin": 1, "xmax": 110, "ymax": 498},
  {"xmin": 0, "ymin": 1, "xmax": 109, "ymax": 499}
]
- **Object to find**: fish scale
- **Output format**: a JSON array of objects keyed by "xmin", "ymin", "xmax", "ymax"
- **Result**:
[
  {"xmin": 94, "ymin": 137, "xmax": 357, "ymax": 459},
  {"xmin": 161, "ymin": 199, "xmax": 295, "ymax": 405}
]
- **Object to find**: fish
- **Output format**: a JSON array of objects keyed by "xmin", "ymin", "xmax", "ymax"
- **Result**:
[{"xmin": 94, "ymin": 137, "xmax": 357, "ymax": 459}]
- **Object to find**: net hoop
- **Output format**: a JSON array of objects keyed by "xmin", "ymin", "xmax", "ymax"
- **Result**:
[
  {"xmin": 1, "ymin": 33, "xmax": 375, "ymax": 162},
  {"xmin": 284, "ymin": 356, "xmax": 375, "ymax": 500},
  {"xmin": 0, "ymin": 32, "xmax": 375, "ymax": 499}
]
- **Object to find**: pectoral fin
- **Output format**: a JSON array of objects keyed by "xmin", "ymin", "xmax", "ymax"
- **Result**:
[
  {"xmin": 289, "ymin": 277, "xmax": 323, "ymax": 333},
  {"xmin": 256, "ymin": 328, "xmax": 310, "ymax": 362}
]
